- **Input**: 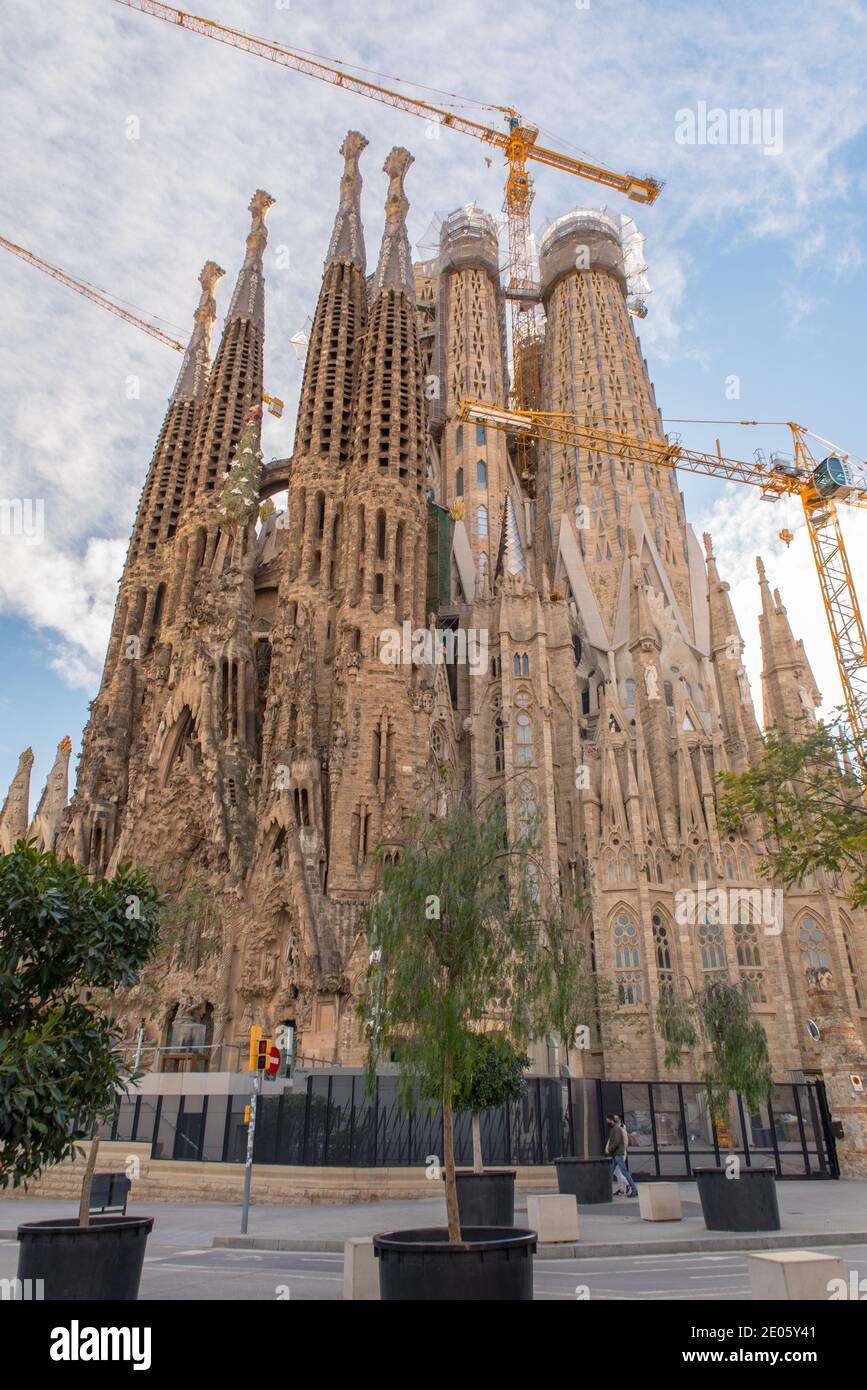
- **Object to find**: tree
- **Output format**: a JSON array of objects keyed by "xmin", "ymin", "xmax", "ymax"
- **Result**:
[
  {"xmin": 451, "ymin": 1032, "xmax": 529, "ymax": 1175},
  {"xmin": 359, "ymin": 791, "xmax": 593, "ymax": 1243},
  {"xmin": 0, "ymin": 842, "xmax": 161, "ymax": 1194},
  {"xmin": 718, "ymin": 717, "xmax": 867, "ymax": 909},
  {"xmin": 656, "ymin": 980, "xmax": 774, "ymax": 1129}
]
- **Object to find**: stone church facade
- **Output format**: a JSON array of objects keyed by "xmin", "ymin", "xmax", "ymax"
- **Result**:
[{"xmin": 4, "ymin": 133, "xmax": 866, "ymax": 1081}]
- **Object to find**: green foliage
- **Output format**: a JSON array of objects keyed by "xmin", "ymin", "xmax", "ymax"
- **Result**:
[
  {"xmin": 656, "ymin": 979, "xmax": 774, "ymax": 1126},
  {"xmin": 0, "ymin": 841, "xmax": 161, "ymax": 1187},
  {"xmin": 451, "ymin": 1032, "xmax": 529, "ymax": 1116},
  {"xmin": 718, "ymin": 716, "xmax": 867, "ymax": 908},
  {"xmin": 359, "ymin": 793, "xmax": 598, "ymax": 1113}
]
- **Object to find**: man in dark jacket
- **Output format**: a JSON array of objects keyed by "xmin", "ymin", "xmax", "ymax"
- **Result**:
[{"xmin": 605, "ymin": 1113, "xmax": 637, "ymax": 1196}]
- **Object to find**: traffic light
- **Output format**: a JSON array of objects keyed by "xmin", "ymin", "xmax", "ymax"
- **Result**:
[
  {"xmin": 248, "ymin": 1025, "xmax": 262, "ymax": 1071},
  {"xmin": 256, "ymin": 1037, "xmax": 274, "ymax": 1071}
]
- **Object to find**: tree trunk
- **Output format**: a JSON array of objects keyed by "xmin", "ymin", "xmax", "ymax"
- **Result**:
[
  {"xmin": 442, "ymin": 1058, "xmax": 461, "ymax": 1244},
  {"xmin": 471, "ymin": 1111, "xmax": 484, "ymax": 1175},
  {"xmin": 78, "ymin": 1137, "xmax": 100, "ymax": 1229}
]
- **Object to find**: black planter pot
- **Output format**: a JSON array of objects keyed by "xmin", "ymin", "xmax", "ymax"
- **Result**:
[
  {"xmin": 454, "ymin": 1170, "xmax": 516, "ymax": 1227},
  {"xmin": 554, "ymin": 1157, "xmax": 612, "ymax": 1204},
  {"xmin": 17, "ymin": 1217, "xmax": 154, "ymax": 1301},
  {"xmin": 694, "ymin": 1166, "xmax": 780, "ymax": 1232},
  {"xmin": 374, "ymin": 1227, "xmax": 536, "ymax": 1301}
]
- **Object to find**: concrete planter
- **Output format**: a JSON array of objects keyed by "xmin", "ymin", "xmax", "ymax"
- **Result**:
[
  {"xmin": 694, "ymin": 1166, "xmax": 780, "ymax": 1232},
  {"xmin": 374, "ymin": 1227, "xmax": 536, "ymax": 1300},
  {"xmin": 553, "ymin": 1156, "xmax": 612, "ymax": 1204},
  {"xmin": 454, "ymin": 1170, "xmax": 516, "ymax": 1226}
]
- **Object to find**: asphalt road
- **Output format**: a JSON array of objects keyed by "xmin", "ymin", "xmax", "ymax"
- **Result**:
[{"xmin": 4, "ymin": 1238, "xmax": 863, "ymax": 1301}]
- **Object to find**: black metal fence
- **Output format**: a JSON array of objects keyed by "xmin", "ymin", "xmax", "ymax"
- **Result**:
[{"xmin": 103, "ymin": 1073, "xmax": 836, "ymax": 1178}]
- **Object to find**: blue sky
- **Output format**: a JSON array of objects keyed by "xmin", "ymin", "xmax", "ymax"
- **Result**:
[{"xmin": 1, "ymin": 0, "xmax": 866, "ymax": 803}]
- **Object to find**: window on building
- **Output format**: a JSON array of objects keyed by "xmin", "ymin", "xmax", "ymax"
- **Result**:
[
  {"xmin": 735, "ymin": 919, "xmax": 765, "ymax": 1002},
  {"xmin": 625, "ymin": 677, "xmax": 635, "ymax": 706},
  {"xmin": 455, "ymin": 424, "xmax": 463, "ymax": 453},
  {"xmin": 799, "ymin": 916, "xmax": 830, "ymax": 981},
  {"xmin": 478, "ymin": 505, "xmax": 488, "ymax": 537},
  {"xmin": 476, "ymin": 423, "xmax": 486, "ymax": 446},
  {"xmin": 842, "ymin": 925, "xmax": 863, "ymax": 1008},
  {"xmin": 456, "ymin": 467, "xmax": 464, "ymax": 497},
  {"xmin": 652, "ymin": 913, "xmax": 675, "ymax": 998},
  {"xmin": 518, "ymin": 780, "xmax": 536, "ymax": 838},
  {"xmin": 613, "ymin": 912, "xmax": 643, "ymax": 1004},
  {"xmin": 477, "ymin": 459, "xmax": 487, "ymax": 489},
  {"xmin": 515, "ymin": 712, "xmax": 533, "ymax": 765},
  {"xmin": 494, "ymin": 717, "xmax": 505, "ymax": 774},
  {"xmin": 699, "ymin": 921, "xmax": 728, "ymax": 977}
]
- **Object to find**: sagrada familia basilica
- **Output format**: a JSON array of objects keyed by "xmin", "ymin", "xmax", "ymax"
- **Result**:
[{"xmin": 2, "ymin": 132, "xmax": 865, "ymax": 1082}]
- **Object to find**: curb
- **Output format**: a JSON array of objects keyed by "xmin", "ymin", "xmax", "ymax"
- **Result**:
[{"xmin": 213, "ymin": 1228, "xmax": 867, "ymax": 1259}]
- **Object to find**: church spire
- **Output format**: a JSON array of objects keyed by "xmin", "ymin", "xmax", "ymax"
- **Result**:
[
  {"xmin": 372, "ymin": 147, "xmax": 414, "ymax": 297},
  {"xmin": 28, "ymin": 736, "xmax": 71, "ymax": 854},
  {"xmin": 757, "ymin": 554, "xmax": 821, "ymax": 730},
  {"xmin": 703, "ymin": 532, "xmax": 761, "ymax": 767},
  {"xmin": 494, "ymin": 492, "xmax": 527, "ymax": 579},
  {"xmin": 291, "ymin": 135, "xmax": 369, "ymax": 480},
  {"xmin": 171, "ymin": 260, "xmax": 225, "ymax": 402},
  {"xmin": 0, "ymin": 748, "xmax": 34, "ymax": 853},
  {"xmin": 186, "ymin": 191, "xmax": 275, "ymax": 504},
  {"xmin": 226, "ymin": 190, "xmax": 275, "ymax": 330},
  {"xmin": 326, "ymin": 130, "xmax": 368, "ymax": 272}
]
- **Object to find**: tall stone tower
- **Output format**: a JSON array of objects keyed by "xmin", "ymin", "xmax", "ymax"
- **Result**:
[{"xmin": 9, "ymin": 163, "xmax": 864, "ymax": 1081}]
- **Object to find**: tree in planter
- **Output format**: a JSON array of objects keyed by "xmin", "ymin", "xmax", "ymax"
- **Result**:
[
  {"xmin": 0, "ymin": 841, "xmax": 161, "ymax": 1220},
  {"xmin": 718, "ymin": 714, "xmax": 867, "ymax": 909},
  {"xmin": 359, "ymin": 791, "xmax": 588, "ymax": 1244},
  {"xmin": 656, "ymin": 979, "xmax": 774, "ymax": 1138},
  {"xmin": 451, "ymin": 1032, "xmax": 529, "ymax": 1176},
  {"xmin": 529, "ymin": 911, "xmax": 618, "ymax": 1159}
]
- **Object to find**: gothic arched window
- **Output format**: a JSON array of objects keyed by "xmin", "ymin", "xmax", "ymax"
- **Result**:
[
  {"xmin": 494, "ymin": 717, "xmax": 505, "ymax": 774},
  {"xmin": 799, "ymin": 916, "xmax": 830, "ymax": 980},
  {"xmin": 842, "ymin": 922, "xmax": 863, "ymax": 1008},
  {"xmin": 652, "ymin": 911, "xmax": 674, "ymax": 998},
  {"xmin": 477, "ymin": 459, "xmax": 487, "ymax": 489},
  {"xmin": 699, "ymin": 921, "xmax": 727, "ymax": 977},
  {"xmin": 613, "ymin": 911, "xmax": 643, "ymax": 1004},
  {"xmin": 735, "ymin": 919, "xmax": 765, "ymax": 1002},
  {"xmin": 456, "ymin": 468, "xmax": 464, "ymax": 497},
  {"xmin": 477, "ymin": 505, "xmax": 488, "ymax": 538},
  {"xmin": 515, "ymin": 712, "xmax": 533, "ymax": 765}
]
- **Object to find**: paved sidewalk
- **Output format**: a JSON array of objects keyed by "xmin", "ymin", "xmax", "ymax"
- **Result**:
[{"xmin": 3, "ymin": 1178, "xmax": 866, "ymax": 1258}]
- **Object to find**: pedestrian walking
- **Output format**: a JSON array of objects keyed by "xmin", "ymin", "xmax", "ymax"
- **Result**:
[{"xmin": 605, "ymin": 1113, "xmax": 637, "ymax": 1196}]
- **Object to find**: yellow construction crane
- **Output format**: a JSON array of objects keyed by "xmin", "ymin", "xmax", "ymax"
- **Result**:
[
  {"xmin": 110, "ymin": 0, "xmax": 662, "ymax": 432},
  {"xmin": 458, "ymin": 398, "xmax": 867, "ymax": 771},
  {"xmin": 1, "ymin": 232, "xmax": 284, "ymax": 416}
]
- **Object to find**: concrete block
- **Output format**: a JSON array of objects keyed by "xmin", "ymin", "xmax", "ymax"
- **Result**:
[
  {"xmin": 526, "ymin": 1193, "xmax": 580, "ymax": 1243},
  {"xmin": 748, "ymin": 1250, "xmax": 846, "ymax": 1301},
  {"xmin": 638, "ymin": 1183, "xmax": 682, "ymax": 1222},
  {"xmin": 343, "ymin": 1237, "xmax": 380, "ymax": 1300}
]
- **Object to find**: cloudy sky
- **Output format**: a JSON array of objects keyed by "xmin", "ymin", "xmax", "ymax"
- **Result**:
[{"xmin": 1, "ymin": 0, "xmax": 866, "ymax": 800}]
